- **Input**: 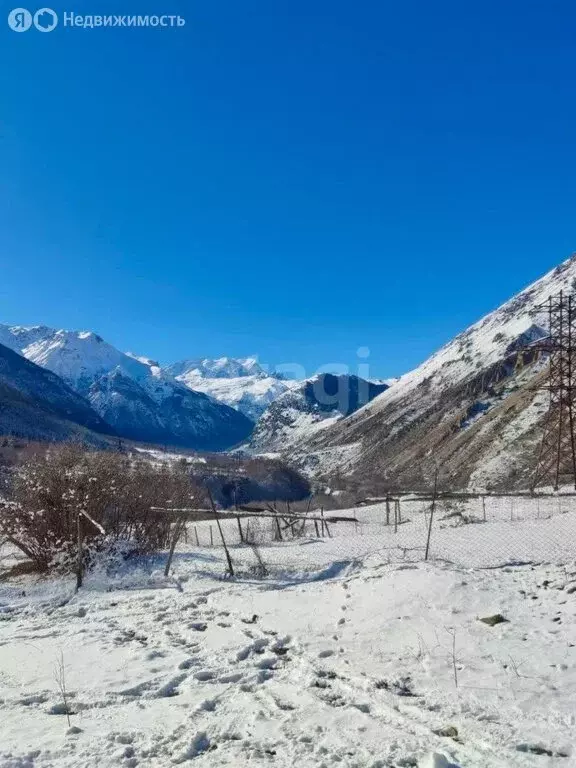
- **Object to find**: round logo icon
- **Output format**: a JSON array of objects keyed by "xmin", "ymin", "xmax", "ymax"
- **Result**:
[
  {"xmin": 33, "ymin": 7, "xmax": 57, "ymax": 31},
  {"xmin": 8, "ymin": 7, "xmax": 32, "ymax": 31}
]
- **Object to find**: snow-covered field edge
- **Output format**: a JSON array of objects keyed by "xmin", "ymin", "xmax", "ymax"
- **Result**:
[{"xmin": 2, "ymin": 499, "xmax": 576, "ymax": 767}]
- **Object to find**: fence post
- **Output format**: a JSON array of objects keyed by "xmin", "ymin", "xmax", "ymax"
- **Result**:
[
  {"xmin": 210, "ymin": 525, "xmax": 213, "ymax": 546},
  {"xmin": 76, "ymin": 512, "xmax": 83, "ymax": 591},
  {"xmin": 424, "ymin": 468, "xmax": 439, "ymax": 561},
  {"xmin": 320, "ymin": 506, "xmax": 331, "ymax": 537},
  {"xmin": 234, "ymin": 492, "xmax": 244, "ymax": 543},
  {"xmin": 236, "ymin": 515, "xmax": 244, "ymax": 543},
  {"xmin": 194, "ymin": 526, "xmax": 199, "ymax": 547},
  {"xmin": 482, "ymin": 495, "xmax": 486, "ymax": 522},
  {"xmin": 385, "ymin": 497, "xmax": 391, "ymax": 526},
  {"xmin": 394, "ymin": 499, "xmax": 398, "ymax": 534},
  {"xmin": 207, "ymin": 488, "xmax": 234, "ymax": 577},
  {"xmin": 164, "ymin": 517, "xmax": 184, "ymax": 577}
]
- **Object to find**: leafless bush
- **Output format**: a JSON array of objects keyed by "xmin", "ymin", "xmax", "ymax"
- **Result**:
[{"xmin": 0, "ymin": 443, "xmax": 206, "ymax": 572}]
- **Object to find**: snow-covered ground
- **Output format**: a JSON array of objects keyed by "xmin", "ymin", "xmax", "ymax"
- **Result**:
[{"xmin": 2, "ymin": 500, "xmax": 576, "ymax": 767}]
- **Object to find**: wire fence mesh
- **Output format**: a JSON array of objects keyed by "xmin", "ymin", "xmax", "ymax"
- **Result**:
[
  {"xmin": 172, "ymin": 495, "xmax": 576, "ymax": 578},
  {"xmin": 2, "ymin": 494, "xmax": 575, "ymax": 583}
]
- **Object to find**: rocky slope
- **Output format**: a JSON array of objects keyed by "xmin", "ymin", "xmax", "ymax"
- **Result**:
[
  {"xmin": 0, "ymin": 342, "xmax": 113, "ymax": 443},
  {"xmin": 284, "ymin": 255, "xmax": 576, "ymax": 492},
  {"xmin": 166, "ymin": 357, "xmax": 294, "ymax": 421},
  {"xmin": 250, "ymin": 373, "xmax": 389, "ymax": 453},
  {"xmin": 0, "ymin": 327, "xmax": 253, "ymax": 451}
]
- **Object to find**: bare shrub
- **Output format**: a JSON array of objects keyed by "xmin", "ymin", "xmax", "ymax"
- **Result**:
[{"xmin": 0, "ymin": 443, "xmax": 206, "ymax": 572}]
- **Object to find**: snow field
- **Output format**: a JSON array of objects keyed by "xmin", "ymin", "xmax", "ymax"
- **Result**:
[
  {"xmin": 175, "ymin": 496, "xmax": 576, "ymax": 578},
  {"xmin": 2, "ymin": 498, "xmax": 576, "ymax": 766}
]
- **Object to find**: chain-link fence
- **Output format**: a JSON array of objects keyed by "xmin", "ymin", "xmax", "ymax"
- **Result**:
[
  {"xmin": 2, "ymin": 494, "xmax": 575, "ymax": 583},
  {"xmin": 170, "ymin": 495, "xmax": 576, "ymax": 578}
]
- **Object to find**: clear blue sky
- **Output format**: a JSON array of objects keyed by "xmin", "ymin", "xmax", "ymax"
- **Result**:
[{"xmin": 1, "ymin": 0, "xmax": 575, "ymax": 379}]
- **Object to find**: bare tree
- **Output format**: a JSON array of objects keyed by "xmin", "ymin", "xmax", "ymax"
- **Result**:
[{"xmin": 0, "ymin": 443, "xmax": 206, "ymax": 574}]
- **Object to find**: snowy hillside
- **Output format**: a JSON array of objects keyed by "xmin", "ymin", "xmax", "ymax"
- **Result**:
[
  {"xmin": 166, "ymin": 357, "xmax": 295, "ymax": 421},
  {"xmin": 250, "ymin": 373, "xmax": 389, "ymax": 453},
  {"xmin": 0, "ymin": 341, "xmax": 113, "ymax": 443},
  {"xmin": 288, "ymin": 254, "xmax": 576, "ymax": 490},
  {"xmin": 0, "ymin": 326, "xmax": 253, "ymax": 451}
]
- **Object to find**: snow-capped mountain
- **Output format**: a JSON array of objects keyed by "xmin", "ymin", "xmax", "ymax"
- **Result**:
[
  {"xmin": 166, "ymin": 357, "xmax": 295, "ymax": 421},
  {"xmin": 2, "ymin": 328, "xmax": 147, "ymax": 395},
  {"xmin": 0, "ymin": 326, "xmax": 253, "ymax": 451},
  {"xmin": 167, "ymin": 357, "xmax": 265, "ymax": 380},
  {"xmin": 290, "ymin": 255, "xmax": 576, "ymax": 490},
  {"xmin": 249, "ymin": 373, "xmax": 389, "ymax": 454},
  {"xmin": 0, "ymin": 341, "xmax": 112, "ymax": 443}
]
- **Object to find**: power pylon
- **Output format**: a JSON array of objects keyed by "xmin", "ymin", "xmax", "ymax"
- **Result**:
[{"xmin": 532, "ymin": 291, "xmax": 576, "ymax": 491}]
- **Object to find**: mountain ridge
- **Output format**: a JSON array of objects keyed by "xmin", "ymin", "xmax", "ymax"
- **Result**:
[
  {"xmin": 0, "ymin": 341, "xmax": 114, "ymax": 443},
  {"xmin": 249, "ymin": 373, "xmax": 389, "ymax": 454},
  {"xmin": 278, "ymin": 254, "xmax": 576, "ymax": 491},
  {"xmin": 0, "ymin": 326, "xmax": 253, "ymax": 451}
]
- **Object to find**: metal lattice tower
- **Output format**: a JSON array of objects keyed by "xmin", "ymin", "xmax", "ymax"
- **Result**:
[{"xmin": 532, "ymin": 291, "xmax": 576, "ymax": 491}]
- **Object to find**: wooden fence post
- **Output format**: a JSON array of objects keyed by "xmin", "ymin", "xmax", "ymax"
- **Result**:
[
  {"xmin": 164, "ymin": 518, "xmax": 184, "ymax": 577},
  {"xmin": 76, "ymin": 512, "xmax": 83, "ymax": 591},
  {"xmin": 424, "ymin": 468, "xmax": 439, "ymax": 561},
  {"xmin": 236, "ymin": 515, "xmax": 244, "ymax": 543},
  {"xmin": 207, "ymin": 488, "xmax": 234, "ymax": 577}
]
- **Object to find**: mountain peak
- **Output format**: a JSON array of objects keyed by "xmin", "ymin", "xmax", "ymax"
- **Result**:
[
  {"xmin": 166, "ymin": 356, "xmax": 267, "ymax": 380},
  {"xmin": 284, "ymin": 252, "xmax": 576, "ymax": 490},
  {"xmin": 0, "ymin": 323, "xmax": 254, "ymax": 451}
]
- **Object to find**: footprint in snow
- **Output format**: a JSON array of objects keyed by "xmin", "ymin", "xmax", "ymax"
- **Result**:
[
  {"xmin": 255, "ymin": 656, "xmax": 278, "ymax": 670},
  {"xmin": 155, "ymin": 673, "xmax": 188, "ymax": 698},
  {"xmin": 178, "ymin": 658, "xmax": 198, "ymax": 670},
  {"xmin": 194, "ymin": 670, "xmax": 216, "ymax": 682},
  {"xmin": 218, "ymin": 671, "xmax": 244, "ymax": 684},
  {"xmin": 188, "ymin": 621, "xmax": 207, "ymax": 632},
  {"xmin": 198, "ymin": 698, "xmax": 217, "ymax": 712},
  {"xmin": 237, "ymin": 637, "xmax": 270, "ymax": 661}
]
